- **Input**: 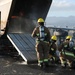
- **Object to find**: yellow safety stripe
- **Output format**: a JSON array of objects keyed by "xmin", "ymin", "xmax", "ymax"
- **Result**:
[
  {"xmin": 44, "ymin": 59, "xmax": 48, "ymax": 62},
  {"xmin": 45, "ymin": 33, "xmax": 47, "ymax": 36},
  {"xmin": 38, "ymin": 60, "xmax": 43, "ymax": 63},
  {"xmin": 64, "ymin": 45, "xmax": 67, "ymax": 47},
  {"xmin": 44, "ymin": 41, "xmax": 49, "ymax": 43},
  {"xmin": 53, "ymin": 57, "xmax": 55, "ymax": 61},
  {"xmin": 36, "ymin": 40, "xmax": 49, "ymax": 43},
  {"xmin": 73, "ymin": 47, "xmax": 75, "ymax": 49},
  {"xmin": 51, "ymin": 48, "xmax": 54, "ymax": 51},
  {"xmin": 62, "ymin": 61, "xmax": 66, "ymax": 64},
  {"xmin": 62, "ymin": 51, "xmax": 74, "ymax": 57},
  {"xmin": 36, "ymin": 33, "xmax": 39, "ymax": 36}
]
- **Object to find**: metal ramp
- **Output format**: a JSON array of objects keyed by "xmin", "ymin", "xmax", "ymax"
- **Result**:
[{"xmin": 7, "ymin": 33, "xmax": 37, "ymax": 64}]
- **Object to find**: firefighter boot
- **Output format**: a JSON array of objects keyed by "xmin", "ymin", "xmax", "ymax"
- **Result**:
[
  {"xmin": 38, "ymin": 62, "xmax": 44, "ymax": 68},
  {"xmin": 44, "ymin": 62, "xmax": 49, "ymax": 67},
  {"xmin": 67, "ymin": 60, "xmax": 72, "ymax": 68},
  {"xmin": 50, "ymin": 57, "xmax": 55, "ymax": 64},
  {"xmin": 61, "ymin": 60, "xmax": 67, "ymax": 68}
]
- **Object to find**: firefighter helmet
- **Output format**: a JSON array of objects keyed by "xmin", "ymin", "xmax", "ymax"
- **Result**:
[
  {"xmin": 51, "ymin": 35, "xmax": 57, "ymax": 41},
  {"xmin": 37, "ymin": 18, "xmax": 44, "ymax": 23},
  {"xmin": 66, "ymin": 35, "xmax": 71, "ymax": 40}
]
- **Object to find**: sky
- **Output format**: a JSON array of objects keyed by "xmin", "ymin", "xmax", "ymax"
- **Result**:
[
  {"xmin": 0, "ymin": 0, "xmax": 75, "ymax": 21},
  {"xmin": 47, "ymin": 0, "xmax": 75, "ymax": 17}
]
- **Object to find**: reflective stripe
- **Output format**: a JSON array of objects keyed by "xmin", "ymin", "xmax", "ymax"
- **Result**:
[
  {"xmin": 44, "ymin": 59, "xmax": 48, "ymax": 62},
  {"xmin": 36, "ymin": 40, "xmax": 40, "ymax": 43},
  {"xmin": 44, "ymin": 41, "xmax": 49, "ymax": 43},
  {"xmin": 40, "ymin": 38, "xmax": 44, "ymax": 41},
  {"xmin": 38, "ymin": 60, "xmax": 43, "ymax": 63},
  {"xmin": 62, "ymin": 52, "xmax": 74, "ymax": 57},
  {"xmin": 73, "ymin": 47, "xmax": 75, "ymax": 49},
  {"xmin": 61, "ymin": 59, "xmax": 66, "ymax": 64},
  {"xmin": 53, "ymin": 57, "xmax": 55, "ymax": 61},
  {"xmin": 51, "ymin": 48, "xmax": 54, "ymax": 51},
  {"xmin": 62, "ymin": 61, "xmax": 66, "ymax": 64},
  {"xmin": 36, "ymin": 33, "xmax": 39, "ymax": 36},
  {"xmin": 64, "ymin": 45, "xmax": 67, "ymax": 47},
  {"xmin": 45, "ymin": 33, "xmax": 47, "ymax": 36},
  {"xmin": 36, "ymin": 40, "xmax": 49, "ymax": 43}
]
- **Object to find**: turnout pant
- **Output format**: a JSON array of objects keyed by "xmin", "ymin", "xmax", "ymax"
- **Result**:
[{"xmin": 35, "ymin": 41, "xmax": 49, "ymax": 63}]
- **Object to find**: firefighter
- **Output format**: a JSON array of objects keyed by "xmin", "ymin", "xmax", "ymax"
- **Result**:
[
  {"xmin": 58, "ymin": 35, "xmax": 75, "ymax": 68},
  {"xmin": 49, "ymin": 35, "xmax": 58, "ymax": 63},
  {"xmin": 31, "ymin": 18, "xmax": 51, "ymax": 68}
]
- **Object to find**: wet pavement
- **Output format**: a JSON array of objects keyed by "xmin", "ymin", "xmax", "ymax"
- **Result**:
[{"xmin": 0, "ymin": 55, "xmax": 75, "ymax": 75}]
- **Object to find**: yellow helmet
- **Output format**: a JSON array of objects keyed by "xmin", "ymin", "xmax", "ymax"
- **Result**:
[
  {"xmin": 66, "ymin": 36, "xmax": 71, "ymax": 40},
  {"xmin": 37, "ymin": 18, "xmax": 44, "ymax": 22},
  {"xmin": 51, "ymin": 35, "xmax": 57, "ymax": 41}
]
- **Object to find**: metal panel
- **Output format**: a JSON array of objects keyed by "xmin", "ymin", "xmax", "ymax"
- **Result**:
[
  {"xmin": 24, "ymin": 34, "xmax": 35, "ymax": 46},
  {"xmin": 7, "ymin": 33, "xmax": 37, "ymax": 63}
]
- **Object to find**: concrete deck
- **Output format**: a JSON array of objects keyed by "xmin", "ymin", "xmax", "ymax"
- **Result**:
[{"xmin": 0, "ymin": 54, "xmax": 75, "ymax": 75}]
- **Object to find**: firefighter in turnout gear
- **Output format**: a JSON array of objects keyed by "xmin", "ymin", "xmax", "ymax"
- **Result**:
[
  {"xmin": 58, "ymin": 35, "xmax": 75, "ymax": 68},
  {"xmin": 31, "ymin": 18, "xmax": 51, "ymax": 68},
  {"xmin": 49, "ymin": 35, "xmax": 58, "ymax": 63}
]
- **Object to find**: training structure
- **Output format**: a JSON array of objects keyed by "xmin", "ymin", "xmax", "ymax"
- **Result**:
[{"xmin": 2, "ymin": 0, "xmax": 52, "ymax": 64}]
